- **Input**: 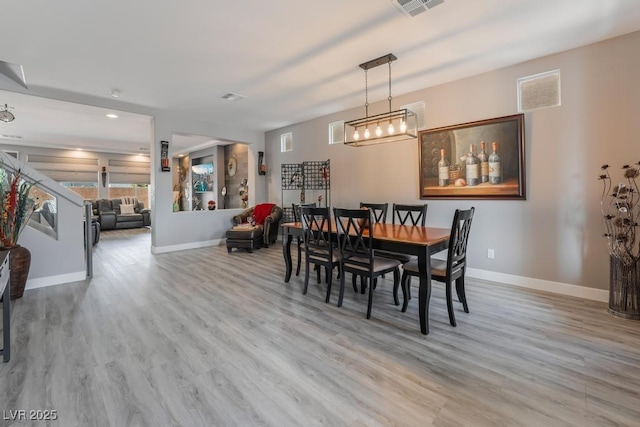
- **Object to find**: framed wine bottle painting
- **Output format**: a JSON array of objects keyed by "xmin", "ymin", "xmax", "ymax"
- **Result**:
[{"xmin": 419, "ymin": 114, "xmax": 526, "ymax": 200}]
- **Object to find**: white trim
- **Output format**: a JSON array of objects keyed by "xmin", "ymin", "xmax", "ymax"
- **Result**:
[
  {"xmin": 466, "ymin": 267, "xmax": 608, "ymax": 302},
  {"xmin": 152, "ymin": 238, "xmax": 225, "ymax": 254},
  {"xmin": 25, "ymin": 271, "xmax": 87, "ymax": 290}
]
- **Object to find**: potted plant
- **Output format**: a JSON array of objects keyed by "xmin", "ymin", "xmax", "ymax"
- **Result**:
[
  {"xmin": 0, "ymin": 167, "xmax": 38, "ymax": 299},
  {"xmin": 599, "ymin": 163, "xmax": 640, "ymax": 319}
]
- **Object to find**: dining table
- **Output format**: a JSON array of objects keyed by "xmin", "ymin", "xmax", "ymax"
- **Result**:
[{"xmin": 281, "ymin": 221, "xmax": 450, "ymax": 335}]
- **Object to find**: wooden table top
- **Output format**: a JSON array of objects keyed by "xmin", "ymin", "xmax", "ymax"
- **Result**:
[{"xmin": 281, "ymin": 222, "xmax": 450, "ymax": 247}]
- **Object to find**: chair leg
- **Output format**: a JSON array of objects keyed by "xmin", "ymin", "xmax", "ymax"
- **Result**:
[
  {"xmin": 392, "ymin": 268, "xmax": 400, "ymax": 306},
  {"xmin": 401, "ymin": 272, "xmax": 410, "ymax": 312},
  {"xmin": 456, "ymin": 276, "xmax": 469, "ymax": 313},
  {"xmin": 338, "ymin": 266, "xmax": 346, "ymax": 307},
  {"xmin": 407, "ymin": 276, "xmax": 412, "ymax": 300},
  {"xmin": 366, "ymin": 277, "xmax": 374, "ymax": 319},
  {"xmin": 325, "ymin": 267, "xmax": 333, "ymax": 304},
  {"xmin": 316, "ymin": 263, "xmax": 321, "ymax": 284},
  {"xmin": 295, "ymin": 240, "xmax": 302, "ymax": 276},
  {"xmin": 352, "ymin": 273, "xmax": 359, "ymax": 293},
  {"xmin": 446, "ymin": 280, "xmax": 457, "ymax": 327},
  {"xmin": 360, "ymin": 276, "xmax": 366, "ymax": 294},
  {"xmin": 325, "ymin": 266, "xmax": 330, "ymax": 284},
  {"xmin": 303, "ymin": 260, "xmax": 311, "ymax": 295}
]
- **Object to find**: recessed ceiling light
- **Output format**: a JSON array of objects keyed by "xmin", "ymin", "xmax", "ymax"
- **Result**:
[
  {"xmin": 76, "ymin": 148, "xmax": 83, "ymax": 151},
  {"xmin": 178, "ymin": 154, "xmax": 185, "ymax": 157},
  {"xmin": 110, "ymin": 89, "xmax": 120, "ymax": 98},
  {"xmin": 106, "ymin": 113, "xmax": 118, "ymax": 119}
]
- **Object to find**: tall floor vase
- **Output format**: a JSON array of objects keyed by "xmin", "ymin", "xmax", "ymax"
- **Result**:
[
  {"xmin": 6, "ymin": 245, "xmax": 31, "ymax": 300},
  {"xmin": 609, "ymin": 255, "xmax": 640, "ymax": 319}
]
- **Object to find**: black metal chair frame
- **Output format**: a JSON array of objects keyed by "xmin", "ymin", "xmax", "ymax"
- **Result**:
[
  {"xmin": 334, "ymin": 208, "xmax": 401, "ymax": 319},
  {"xmin": 300, "ymin": 206, "xmax": 339, "ymax": 303},
  {"xmin": 401, "ymin": 207, "xmax": 475, "ymax": 326}
]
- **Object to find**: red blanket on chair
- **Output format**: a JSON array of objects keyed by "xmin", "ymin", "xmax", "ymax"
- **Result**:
[{"xmin": 253, "ymin": 203, "xmax": 275, "ymax": 225}]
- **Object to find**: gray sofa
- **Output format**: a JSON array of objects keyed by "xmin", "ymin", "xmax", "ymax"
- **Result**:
[{"xmin": 91, "ymin": 198, "xmax": 151, "ymax": 230}]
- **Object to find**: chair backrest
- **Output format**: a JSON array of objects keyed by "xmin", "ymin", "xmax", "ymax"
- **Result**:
[
  {"xmin": 446, "ymin": 207, "xmax": 475, "ymax": 271},
  {"xmin": 300, "ymin": 206, "xmax": 332, "ymax": 259},
  {"xmin": 359, "ymin": 202, "xmax": 388, "ymax": 223},
  {"xmin": 293, "ymin": 202, "xmax": 317, "ymax": 222},
  {"xmin": 392, "ymin": 203, "xmax": 428, "ymax": 226},
  {"xmin": 334, "ymin": 208, "xmax": 374, "ymax": 273}
]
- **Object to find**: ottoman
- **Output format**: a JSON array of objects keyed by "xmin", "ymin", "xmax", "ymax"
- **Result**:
[{"xmin": 226, "ymin": 224, "xmax": 264, "ymax": 253}]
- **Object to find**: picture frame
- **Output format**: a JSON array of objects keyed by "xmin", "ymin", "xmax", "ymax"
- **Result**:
[{"xmin": 419, "ymin": 113, "xmax": 526, "ymax": 200}]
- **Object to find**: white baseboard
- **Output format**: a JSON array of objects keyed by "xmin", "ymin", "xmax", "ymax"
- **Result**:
[
  {"xmin": 151, "ymin": 239, "xmax": 225, "ymax": 254},
  {"xmin": 25, "ymin": 271, "xmax": 87, "ymax": 291},
  {"xmin": 466, "ymin": 267, "xmax": 609, "ymax": 303}
]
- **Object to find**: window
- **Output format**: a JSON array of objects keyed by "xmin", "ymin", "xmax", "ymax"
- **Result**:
[
  {"xmin": 61, "ymin": 182, "xmax": 99, "ymax": 200},
  {"xmin": 108, "ymin": 183, "xmax": 150, "ymax": 208},
  {"xmin": 328, "ymin": 121, "xmax": 344, "ymax": 144},
  {"xmin": 281, "ymin": 132, "xmax": 292, "ymax": 152}
]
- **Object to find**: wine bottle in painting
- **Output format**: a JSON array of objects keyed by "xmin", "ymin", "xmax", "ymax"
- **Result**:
[
  {"xmin": 489, "ymin": 141, "xmax": 502, "ymax": 184},
  {"xmin": 478, "ymin": 140, "xmax": 489, "ymax": 183},
  {"xmin": 465, "ymin": 144, "xmax": 480, "ymax": 186},
  {"xmin": 438, "ymin": 148, "xmax": 449, "ymax": 186}
]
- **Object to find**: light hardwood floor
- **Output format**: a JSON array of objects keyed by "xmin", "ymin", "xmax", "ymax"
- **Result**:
[{"xmin": 1, "ymin": 228, "xmax": 640, "ymax": 426}]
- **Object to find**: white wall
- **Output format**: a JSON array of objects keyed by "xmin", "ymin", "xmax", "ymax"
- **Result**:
[
  {"xmin": 0, "ymin": 151, "xmax": 86, "ymax": 289},
  {"xmin": 0, "ymin": 86, "xmax": 268, "ymax": 260},
  {"xmin": 150, "ymin": 112, "xmax": 266, "ymax": 252},
  {"xmin": 265, "ymin": 30, "xmax": 640, "ymax": 294}
]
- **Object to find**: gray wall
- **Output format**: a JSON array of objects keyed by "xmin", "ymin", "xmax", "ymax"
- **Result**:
[
  {"xmin": 0, "ymin": 86, "xmax": 268, "ymax": 255},
  {"xmin": 265, "ymin": 30, "xmax": 640, "ymax": 292},
  {"xmin": 224, "ymin": 143, "xmax": 249, "ymax": 209}
]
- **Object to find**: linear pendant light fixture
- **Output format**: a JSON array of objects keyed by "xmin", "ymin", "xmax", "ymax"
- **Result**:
[{"xmin": 344, "ymin": 53, "xmax": 417, "ymax": 147}]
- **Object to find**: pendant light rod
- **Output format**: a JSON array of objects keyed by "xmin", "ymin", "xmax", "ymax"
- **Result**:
[{"xmin": 359, "ymin": 53, "xmax": 397, "ymax": 70}]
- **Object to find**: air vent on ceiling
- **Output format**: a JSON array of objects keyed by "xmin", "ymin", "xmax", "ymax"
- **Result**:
[
  {"xmin": 221, "ymin": 92, "xmax": 247, "ymax": 101},
  {"xmin": 392, "ymin": 0, "xmax": 444, "ymax": 17},
  {"xmin": 0, "ymin": 134, "xmax": 23, "ymax": 140}
]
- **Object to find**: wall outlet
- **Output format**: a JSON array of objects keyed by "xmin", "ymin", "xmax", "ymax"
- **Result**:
[{"xmin": 487, "ymin": 249, "xmax": 495, "ymax": 259}]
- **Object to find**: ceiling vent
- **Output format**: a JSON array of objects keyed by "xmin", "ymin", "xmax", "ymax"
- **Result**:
[
  {"xmin": 0, "ymin": 134, "xmax": 23, "ymax": 140},
  {"xmin": 221, "ymin": 92, "xmax": 247, "ymax": 101},
  {"xmin": 392, "ymin": 0, "xmax": 444, "ymax": 17}
]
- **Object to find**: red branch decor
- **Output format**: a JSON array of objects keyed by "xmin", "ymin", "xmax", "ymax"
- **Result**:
[{"xmin": 0, "ymin": 168, "xmax": 38, "ymax": 248}]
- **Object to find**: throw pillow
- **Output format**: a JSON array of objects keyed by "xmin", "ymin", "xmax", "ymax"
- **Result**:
[{"xmin": 120, "ymin": 204, "xmax": 135, "ymax": 214}]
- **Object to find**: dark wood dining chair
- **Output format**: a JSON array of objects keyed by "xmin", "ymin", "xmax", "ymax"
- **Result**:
[
  {"xmin": 378, "ymin": 203, "xmax": 429, "ymax": 302},
  {"xmin": 334, "ymin": 208, "xmax": 402, "ymax": 319},
  {"xmin": 353, "ymin": 202, "xmax": 390, "ymax": 292},
  {"xmin": 392, "ymin": 203, "xmax": 428, "ymax": 226},
  {"xmin": 293, "ymin": 202, "xmax": 317, "ymax": 276},
  {"xmin": 300, "ymin": 206, "xmax": 339, "ymax": 303},
  {"xmin": 359, "ymin": 202, "xmax": 388, "ymax": 223},
  {"xmin": 400, "ymin": 207, "xmax": 475, "ymax": 327}
]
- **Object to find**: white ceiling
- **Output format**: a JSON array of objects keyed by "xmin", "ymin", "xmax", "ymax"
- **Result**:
[{"xmin": 1, "ymin": 0, "xmax": 639, "ymax": 154}]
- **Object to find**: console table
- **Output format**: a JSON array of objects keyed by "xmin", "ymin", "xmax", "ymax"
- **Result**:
[{"xmin": 0, "ymin": 250, "xmax": 10, "ymax": 362}]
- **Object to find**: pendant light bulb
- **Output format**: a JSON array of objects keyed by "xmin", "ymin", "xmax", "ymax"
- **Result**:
[
  {"xmin": 375, "ymin": 123, "xmax": 382, "ymax": 137},
  {"xmin": 400, "ymin": 120, "xmax": 407, "ymax": 133},
  {"xmin": 364, "ymin": 128, "xmax": 370, "ymax": 139},
  {"xmin": 388, "ymin": 122, "xmax": 395, "ymax": 135},
  {"xmin": 353, "ymin": 129, "xmax": 360, "ymax": 140}
]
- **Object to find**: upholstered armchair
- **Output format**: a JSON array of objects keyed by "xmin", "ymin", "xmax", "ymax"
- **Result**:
[{"xmin": 232, "ymin": 203, "xmax": 283, "ymax": 247}]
